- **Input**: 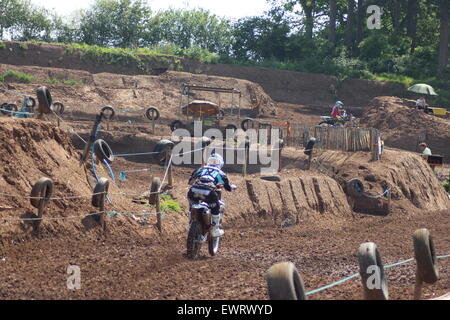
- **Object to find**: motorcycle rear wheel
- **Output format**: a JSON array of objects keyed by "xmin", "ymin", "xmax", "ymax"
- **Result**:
[{"xmin": 187, "ymin": 220, "xmax": 203, "ymax": 259}]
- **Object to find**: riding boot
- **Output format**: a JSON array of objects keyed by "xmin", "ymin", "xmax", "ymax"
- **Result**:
[{"xmin": 211, "ymin": 214, "xmax": 224, "ymax": 237}]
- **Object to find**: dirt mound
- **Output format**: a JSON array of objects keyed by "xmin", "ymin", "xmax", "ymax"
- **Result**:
[
  {"xmin": 0, "ymin": 63, "xmax": 277, "ymax": 120},
  {"xmin": 360, "ymin": 96, "xmax": 450, "ymax": 161},
  {"xmin": 316, "ymin": 148, "xmax": 450, "ymax": 215},
  {"xmin": 0, "ymin": 118, "xmax": 166, "ymax": 240}
]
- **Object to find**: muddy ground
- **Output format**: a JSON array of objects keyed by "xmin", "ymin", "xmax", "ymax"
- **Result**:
[{"xmin": 1, "ymin": 61, "xmax": 450, "ymax": 300}]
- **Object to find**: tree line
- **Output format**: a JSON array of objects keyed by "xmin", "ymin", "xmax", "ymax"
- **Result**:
[{"xmin": 0, "ymin": 0, "xmax": 448, "ymax": 81}]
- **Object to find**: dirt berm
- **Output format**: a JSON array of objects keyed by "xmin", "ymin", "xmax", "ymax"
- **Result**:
[
  {"xmin": 0, "ymin": 117, "xmax": 357, "ymax": 240},
  {"xmin": 315, "ymin": 148, "xmax": 450, "ymax": 215},
  {"xmin": 360, "ymin": 96, "xmax": 450, "ymax": 161}
]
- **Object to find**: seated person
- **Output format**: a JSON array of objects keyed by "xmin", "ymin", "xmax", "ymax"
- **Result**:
[
  {"xmin": 416, "ymin": 97, "xmax": 427, "ymax": 110},
  {"xmin": 418, "ymin": 142, "xmax": 432, "ymax": 156}
]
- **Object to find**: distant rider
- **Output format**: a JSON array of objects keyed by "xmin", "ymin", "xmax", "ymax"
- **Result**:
[
  {"xmin": 331, "ymin": 101, "xmax": 345, "ymax": 119},
  {"xmin": 187, "ymin": 153, "xmax": 236, "ymax": 237}
]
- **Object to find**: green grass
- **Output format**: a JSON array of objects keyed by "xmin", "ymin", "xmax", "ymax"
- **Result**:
[
  {"xmin": 160, "ymin": 193, "xmax": 182, "ymax": 213},
  {"xmin": 1, "ymin": 70, "xmax": 32, "ymax": 83},
  {"xmin": 444, "ymin": 181, "xmax": 450, "ymax": 193},
  {"xmin": 43, "ymin": 78, "xmax": 85, "ymax": 85},
  {"xmin": 0, "ymin": 41, "xmax": 6, "ymax": 50}
]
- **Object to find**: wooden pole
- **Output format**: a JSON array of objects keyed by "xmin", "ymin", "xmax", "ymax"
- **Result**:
[
  {"xmin": 156, "ymin": 192, "xmax": 162, "ymax": 232},
  {"xmin": 99, "ymin": 194, "xmax": 106, "ymax": 233},
  {"xmin": 165, "ymin": 148, "xmax": 173, "ymax": 188},
  {"xmin": 414, "ymin": 272, "xmax": 423, "ymax": 300}
]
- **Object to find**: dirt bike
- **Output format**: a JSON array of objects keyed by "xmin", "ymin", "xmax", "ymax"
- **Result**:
[
  {"xmin": 318, "ymin": 114, "xmax": 356, "ymax": 127},
  {"xmin": 186, "ymin": 186, "xmax": 225, "ymax": 259}
]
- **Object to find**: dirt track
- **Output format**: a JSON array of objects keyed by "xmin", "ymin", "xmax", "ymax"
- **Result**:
[
  {"xmin": 1, "ymin": 60, "xmax": 450, "ymax": 300},
  {"xmin": 1, "ymin": 208, "xmax": 450, "ymax": 300}
]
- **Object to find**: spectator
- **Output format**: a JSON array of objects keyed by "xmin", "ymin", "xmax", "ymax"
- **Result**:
[
  {"xmin": 418, "ymin": 142, "xmax": 432, "ymax": 155},
  {"xmin": 416, "ymin": 97, "xmax": 427, "ymax": 110}
]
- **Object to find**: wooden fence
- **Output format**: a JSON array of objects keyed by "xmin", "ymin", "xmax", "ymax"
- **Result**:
[{"xmin": 284, "ymin": 124, "xmax": 380, "ymax": 154}]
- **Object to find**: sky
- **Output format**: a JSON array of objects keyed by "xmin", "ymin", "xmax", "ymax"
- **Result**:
[{"xmin": 30, "ymin": 0, "xmax": 271, "ymax": 19}]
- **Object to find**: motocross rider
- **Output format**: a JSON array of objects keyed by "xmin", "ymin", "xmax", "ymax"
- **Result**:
[
  {"xmin": 187, "ymin": 153, "xmax": 236, "ymax": 237},
  {"xmin": 331, "ymin": 101, "xmax": 345, "ymax": 118}
]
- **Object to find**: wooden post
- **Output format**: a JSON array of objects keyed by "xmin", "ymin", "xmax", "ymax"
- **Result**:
[
  {"xmin": 243, "ymin": 142, "xmax": 249, "ymax": 177},
  {"xmin": 414, "ymin": 272, "xmax": 423, "ymax": 300},
  {"xmin": 35, "ymin": 198, "xmax": 45, "ymax": 234},
  {"xmin": 99, "ymin": 193, "xmax": 106, "ymax": 232},
  {"xmin": 156, "ymin": 192, "xmax": 162, "ymax": 232},
  {"xmin": 166, "ymin": 148, "xmax": 173, "ymax": 188},
  {"xmin": 151, "ymin": 117, "xmax": 156, "ymax": 134}
]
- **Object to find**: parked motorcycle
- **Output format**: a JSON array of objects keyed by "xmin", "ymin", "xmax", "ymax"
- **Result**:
[
  {"xmin": 186, "ymin": 186, "xmax": 225, "ymax": 259},
  {"xmin": 318, "ymin": 113, "xmax": 357, "ymax": 127}
]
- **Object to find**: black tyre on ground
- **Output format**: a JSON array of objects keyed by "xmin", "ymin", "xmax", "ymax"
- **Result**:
[
  {"xmin": 241, "ymin": 118, "xmax": 254, "ymax": 131},
  {"xmin": 347, "ymin": 178, "xmax": 364, "ymax": 197},
  {"xmin": 187, "ymin": 220, "xmax": 203, "ymax": 259},
  {"xmin": 93, "ymin": 139, "xmax": 114, "ymax": 164},
  {"xmin": 52, "ymin": 101, "xmax": 65, "ymax": 115},
  {"xmin": 266, "ymin": 262, "xmax": 307, "ymax": 300},
  {"xmin": 100, "ymin": 106, "xmax": 115, "ymax": 120},
  {"xmin": 30, "ymin": 177, "xmax": 54, "ymax": 209},
  {"xmin": 36, "ymin": 86, "xmax": 53, "ymax": 114},
  {"xmin": 145, "ymin": 107, "xmax": 160, "ymax": 121},
  {"xmin": 26, "ymin": 97, "xmax": 36, "ymax": 108},
  {"xmin": 2, "ymin": 103, "xmax": 18, "ymax": 116},
  {"xmin": 216, "ymin": 110, "xmax": 225, "ymax": 120},
  {"xmin": 170, "ymin": 120, "xmax": 184, "ymax": 132},
  {"xmin": 357, "ymin": 242, "xmax": 389, "ymax": 300},
  {"xmin": 92, "ymin": 178, "xmax": 110, "ymax": 208},
  {"xmin": 413, "ymin": 228, "xmax": 439, "ymax": 284}
]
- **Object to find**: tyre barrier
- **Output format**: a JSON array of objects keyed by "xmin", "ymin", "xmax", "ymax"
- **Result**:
[
  {"xmin": 304, "ymin": 137, "xmax": 316, "ymax": 156},
  {"xmin": 145, "ymin": 107, "xmax": 160, "ymax": 121},
  {"xmin": 357, "ymin": 242, "xmax": 389, "ymax": 300},
  {"xmin": 225, "ymin": 124, "xmax": 237, "ymax": 132},
  {"xmin": 153, "ymin": 139, "xmax": 175, "ymax": 154},
  {"xmin": 93, "ymin": 139, "xmax": 114, "ymax": 164},
  {"xmin": 346, "ymin": 178, "xmax": 364, "ymax": 197},
  {"xmin": 241, "ymin": 118, "xmax": 254, "ymax": 131},
  {"xmin": 266, "ymin": 262, "xmax": 307, "ymax": 300},
  {"xmin": 170, "ymin": 120, "xmax": 184, "ymax": 132},
  {"xmin": 100, "ymin": 106, "xmax": 115, "ymax": 120},
  {"xmin": 149, "ymin": 177, "xmax": 161, "ymax": 205},
  {"xmin": 26, "ymin": 97, "xmax": 36, "ymax": 108},
  {"xmin": 0, "ymin": 103, "xmax": 18, "ymax": 116},
  {"xmin": 92, "ymin": 177, "xmax": 109, "ymax": 208},
  {"xmin": 413, "ymin": 228, "xmax": 439, "ymax": 284},
  {"xmin": 216, "ymin": 110, "xmax": 225, "ymax": 120},
  {"xmin": 36, "ymin": 86, "xmax": 53, "ymax": 114},
  {"xmin": 30, "ymin": 177, "xmax": 54, "ymax": 209},
  {"xmin": 52, "ymin": 101, "xmax": 65, "ymax": 115}
]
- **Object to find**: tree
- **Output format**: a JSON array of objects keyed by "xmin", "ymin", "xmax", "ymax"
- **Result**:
[
  {"xmin": 0, "ymin": 0, "xmax": 26, "ymax": 39},
  {"xmin": 406, "ymin": 0, "xmax": 419, "ymax": 52},
  {"xmin": 344, "ymin": 0, "xmax": 355, "ymax": 53},
  {"xmin": 328, "ymin": 0, "xmax": 337, "ymax": 48},
  {"xmin": 298, "ymin": 0, "xmax": 316, "ymax": 39},
  {"xmin": 437, "ymin": 0, "xmax": 449, "ymax": 75}
]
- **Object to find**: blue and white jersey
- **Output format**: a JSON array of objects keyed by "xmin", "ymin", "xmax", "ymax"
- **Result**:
[{"xmin": 189, "ymin": 166, "xmax": 232, "ymax": 191}]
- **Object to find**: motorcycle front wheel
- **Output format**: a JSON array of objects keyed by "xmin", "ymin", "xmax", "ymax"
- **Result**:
[{"xmin": 186, "ymin": 221, "xmax": 203, "ymax": 259}]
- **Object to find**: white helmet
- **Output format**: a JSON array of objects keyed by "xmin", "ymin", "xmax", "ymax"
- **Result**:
[
  {"xmin": 335, "ymin": 101, "xmax": 344, "ymax": 108},
  {"xmin": 206, "ymin": 153, "xmax": 224, "ymax": 169}
]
